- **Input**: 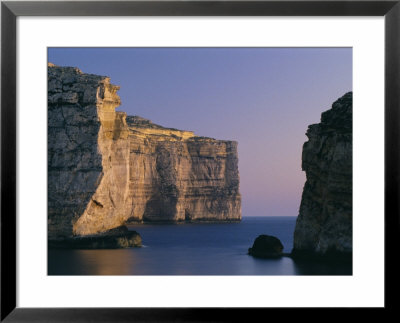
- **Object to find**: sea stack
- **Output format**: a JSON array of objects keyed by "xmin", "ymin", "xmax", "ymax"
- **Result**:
[
  {"xmin": 48, "ymin": 64, "xmax": 241, "ymax": 244},
  {"xmin": 292, "ymin": 92, "xmax": 352, "ymax": 260}
]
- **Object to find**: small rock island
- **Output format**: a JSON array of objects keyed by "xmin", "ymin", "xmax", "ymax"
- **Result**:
[
  {"xmin": 248, "ymin": 235, "xmax": 284, "ymax": 258},
  {"xmin": 48, "ymin": 64, "xmax": 241, "ymax": 247}
]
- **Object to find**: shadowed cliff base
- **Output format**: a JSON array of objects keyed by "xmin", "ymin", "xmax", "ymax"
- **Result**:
[
  {"xmin": 290, "ymin": 249, "xmax": 353, "ymax": 275},
  {"xmin": 291, "ymin": 249, "xmax": 352, "ymax": 264},
  {"xmin": 125, "ymin": 217, "xmax": 242, "ymax": 225},
  {"xmin": 48, "ymin": 226, "xmax": 142, "ymax": 249}
]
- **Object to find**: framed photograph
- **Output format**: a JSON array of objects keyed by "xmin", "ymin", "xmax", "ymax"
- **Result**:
[{"xmin": 1, "ymin": 0, "xmax": 398, "ymax": 321}]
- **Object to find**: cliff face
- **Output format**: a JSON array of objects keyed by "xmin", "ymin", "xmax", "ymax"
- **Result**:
[
  {"xmin": 292, "ymin": 92, "xmax": 352, "ymax": 257},
  {"xmin": 127, "ymin": 116, "xmax": 241, "ymax": 222},
  {"xmin": 48, "ymin": 64, "xmax": 130, "ymax": 238},
  {"xmin": 48, "ymin": 65, "xmax": 241, "ymax": 238}
]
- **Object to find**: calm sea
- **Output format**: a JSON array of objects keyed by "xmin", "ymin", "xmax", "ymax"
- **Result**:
[{"xmin": 48, "ymin": 216, "xmax": 351, "ymax": 275}]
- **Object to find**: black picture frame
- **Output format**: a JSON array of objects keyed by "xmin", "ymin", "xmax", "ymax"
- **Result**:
[{"xmin": 1, "ymin": 0, "xmax": 399, "ymax": 321}]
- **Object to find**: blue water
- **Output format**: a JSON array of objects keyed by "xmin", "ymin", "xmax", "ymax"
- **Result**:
[{"xmin": 48, "ymin": 216, "xmax": 351, "ymax": 275}]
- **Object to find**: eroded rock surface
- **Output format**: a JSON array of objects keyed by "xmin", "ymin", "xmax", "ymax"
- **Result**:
[
  {"xmin": 48, "ymin": 64, "xmax": 241, "ymax": 241},
  {"xmin": 126, "ymin": 116, "xmax": 241, "ymax": 223},
  {"xmin": 48, "ymin": 64, "xmax": 128, "ymax": 239},
  {"xmin": 292, "ymin": 92, "xmax": 352, "ymax": 259}
]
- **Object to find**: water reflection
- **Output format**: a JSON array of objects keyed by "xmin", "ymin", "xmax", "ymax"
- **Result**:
[
  {"xmin": 48, "ymin": 217, "xmax": 351, "ymax": 276},
  {"xmin": 48, "ymin": 249, "xmax": 138, "ymax": 275},
  {"xmin": 48, "ymin": 249, "xmax": 351, "ymax": 275},
  {"xmin": 292, "ymin": 258, "xmax": 352, "ymax": 275}
]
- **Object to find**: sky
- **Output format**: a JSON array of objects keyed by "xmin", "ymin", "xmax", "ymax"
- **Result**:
[{"xmin": 48, "ymin": 47, "xmax": 352, "ymax": 217}]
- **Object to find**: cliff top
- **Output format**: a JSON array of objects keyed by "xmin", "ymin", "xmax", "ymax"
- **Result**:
[
  {"xmin": 48, "ymin": 64, "xmax": 236, "ymax": 144},
  {"xmin": 126, "ymin": 115, "xmax": 237, "ymax": 144},
  {"xmin": 126, "ymin": 116, "xmax": 187, "ymax": 132},
  {"xmin": 48, "ymin": 63, "xmax": 121, "ymax": 107},
  {"xmin": 48, "ymin": 62, "xmax": 112, "ymax": 85},
  {"xmin": 320, "ymin": 91, "xmax": 352, "ymax": 129},
  {"xmin": 306, "ymin": 91, "xmax": 352, "ymax": 138}
]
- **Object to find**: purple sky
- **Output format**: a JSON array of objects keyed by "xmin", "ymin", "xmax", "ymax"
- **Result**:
[{"xmin": 48, "ymin": 48, "xmax": 352, "ymax": 217}]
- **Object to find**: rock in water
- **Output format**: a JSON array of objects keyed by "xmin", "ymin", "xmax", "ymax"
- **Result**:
[
  {"xmin": 292, "ymin": 92, "xmax": 352, "ymax": 260},
  {"xmin": 248, "ymin": 235, "xmax": 284, "ymax": 258},
  {"xmin": 48, "ymin": 225, "xmax": 142, "ymax": 249},
  {"xmin": 48, "ymin": 63, "xmax": 241, "ymax": 243}
]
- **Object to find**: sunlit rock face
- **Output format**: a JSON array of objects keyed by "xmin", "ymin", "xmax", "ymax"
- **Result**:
[
  {"xmin": 292, "ymin": 92, "xmax": 352, "ymax": 258},
  {"xmin": 48, "ymin": 64, "xmax": 241, "ymax": 239},
  {"xmin": 48, "ymin": 64, "xmax": 130, "ymax": 238},
  {"xmin": 127, "ymin": 116, "xmax": 241, "ymax": 222}
]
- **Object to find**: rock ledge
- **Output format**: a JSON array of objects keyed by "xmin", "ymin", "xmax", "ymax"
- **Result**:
[{"xmin": 48, "ymin": 226, "xmax": 142, "ymax": 249}]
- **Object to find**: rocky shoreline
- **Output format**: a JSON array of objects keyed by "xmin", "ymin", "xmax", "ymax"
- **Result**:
[{"xmin": 48, "ymin": 226, "xmax": 142, "ymax": 249}]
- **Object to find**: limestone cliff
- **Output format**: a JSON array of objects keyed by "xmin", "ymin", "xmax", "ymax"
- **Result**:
[
  {"xmin": 126, "ymin": 116, "xmax": 241, "ymax": 222},
  {"xmin": 292, "ymin": 92, "xmax": 352, "ymax": 259},
  {"xmin": 48, "ymin": 64, "xmax": 241, "ymax": 239},
  {"xmin": 48, "ymin": 63, "xmax": 131, "ymax": 238}
]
